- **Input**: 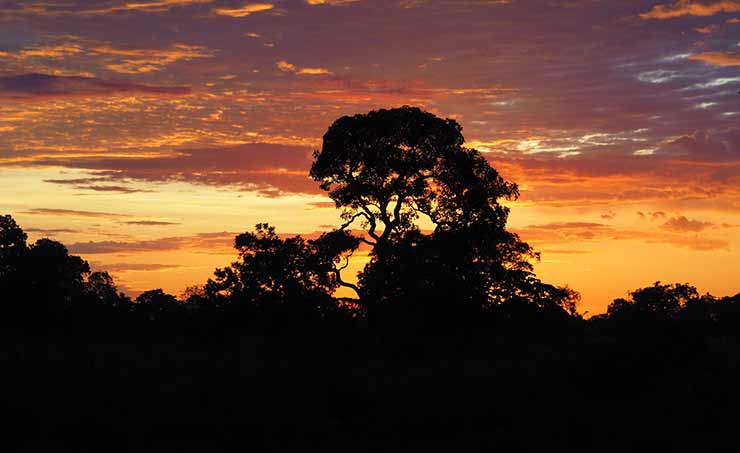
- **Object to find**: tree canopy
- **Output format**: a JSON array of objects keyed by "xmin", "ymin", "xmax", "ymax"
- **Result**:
[{"xmin": 310, "ymin": 106, "xmax": 577, "ymax": 317}]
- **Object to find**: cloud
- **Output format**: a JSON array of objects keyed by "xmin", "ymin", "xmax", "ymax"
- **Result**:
[
  {"xmin": 689, "ymin": 51, "xmax": 740, "ymax": 66},
  {"xmin": 0, "ymin": 39, "xmax": 214, "ymax": 74},
  {"xmin": 25, "ymin": 227, "xmax": 80, "ymax": 235},
  {"xmin": 276, "ymin": 60, "xmax": 331, "ymax": 75},
  {"xmin": 122, "ymin": 220, "xmax": 181, "ymax": 226},
  {"xmin": 641, "ymin": 1, "xmax": 740, "ymax": 19},
  {"xmin": 22, "ymin": 208, "xmax": 132, "ymax": 219},
  {"xmin": 97, "ymin": 262, "xmax": 184, "ymax": 272},
  {"xmin": 306, "ymin": 201, "xmax": 337, "ymax": 209},
  {"xmin": 93, "ymin": 43, "xmax": 214, "ymax": 74},
  {"xmin": 486, "ymin": 125, "xmax": 740, "ymax": 208},
  {"xmin": 516, "ymin": 222, "xmax": 612, "ymax": 241},
  {"xmin": 661, "ymin": 215, "xmax": 715, "ymax": 232},
  {"xmin": 75, "ymin": 185, "xmax": 147, "ymax": 193},
  {"xmin": 0, "ymin": 73, "xmax": 190, "ymax": 102},
  {"xmin": 213, "ymin": 3, "xmax": 274, "ymax": 17},
  {"xmin": 514, "ymin": 220, "xmax": 728, "ymax": 251},
  {"xmin": 122, "ymin": 0, "xmax": 214, "ymax": 11},
  {"xmin": 648, "ymin": 236, "xmax": 729, "ymax": 251},
  {"xmin": 297, "ymin": 67, "xmax": 332, "ymax": 75},
  {"xmin": 68, "ymin": 231, "xmax": 237, "ymax": 254},
  {"xmin": 694, "ymin": 24, "xmax": 721, "ymax": 33},
  {"xmin": 43, "ymin": 178, "xmax": 147, "ymax": 193},
  {"xmin": 276, "ymin": 60, "xmax": 297, "ymax": 72},
  {"xmin": 28, "ymin": 143, "xmax": 322, "ymax": 196},
  {"xmin": 0, "ymin": 0, "xmax": 215, "ymax": 17},
  {"xmin": 304, "ymin": 0, "xmax": 359, "ymax": 4},
  {"xmin": 0, "ymin": 43, "xmax": 85, "ymax": 59}
]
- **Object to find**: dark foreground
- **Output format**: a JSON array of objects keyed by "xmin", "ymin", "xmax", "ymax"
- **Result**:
[{"xmin": 3, "ymin": 316, "xmax": 739, "ymax": 452}]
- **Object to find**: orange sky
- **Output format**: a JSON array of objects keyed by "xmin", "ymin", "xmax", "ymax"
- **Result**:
[{"xmin": 1, "ymin": 0, "xmax": 739, "ymax": 314}]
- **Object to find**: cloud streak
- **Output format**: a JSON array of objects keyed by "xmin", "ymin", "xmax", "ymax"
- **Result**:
[
  {"xmin": 22, "ymin": 208, "xmax": 132, "ymax": 219},
  {"xmin": 641, "ymin": 1, "xmax": 740, "ymax": 19},
  {"xmin": 213, "ymin": 3, "xmax": 274, "ymax": 17},
  {"xmin": 0, "ymin": 73, "xmax": 190, "ymax": 101}
]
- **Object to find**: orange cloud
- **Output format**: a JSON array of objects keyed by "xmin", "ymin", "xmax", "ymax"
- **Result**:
[
  {"xmin": 694, "ymin": 24, "xmax": 721, "ymax": 33},
  {"xmin": 297, "ymin": 67, "xmax": 332, "ymax": 75},
  {"xmin": 213, "ymin": 3, "xmax": 274, "ymax": 17},
  {"xmin": 68, "ymin": 231, "xmax": 237, "ymax": 254},
  {"xmin": 305, "ymin": 0, "xmax": 359, "ymax": 4},
  {"xmin": 661, "ymin": 216, "xmax": 714, "ymax": 232},
  {"xmin": 514, "ymin": 221, "xmax": 729, "ymax": 252},
  {"xmin": 689, "ymin": 51, "xmax": 740, "ymax": 66},
  {"xmin": 0, "ymin": 40, "xmax": 213, "ymax": 73},
  {"xmin": 7, "ymin": 43, "xmax": 85, "ymax": 59},
  {"xmin": 276, "ymin": 60, "xmax": 297, "ymax": 72},
  {"xmin": 641, "ymin": 1, "xmax": 740, "ymax": 19},
  {"xmin": 124, "ymin": 0, "xmax": 214, "ymax": 11},
  {"xmin": 277, "ymin": 60, "xmax": 332, "ymax": 75},
  {"xmin": 93, "ymin": 43, "xmax": 213, "ymax": 73},
  {"xmin": 22, "ymin": 208, "xmax": 132, "ymax": 219}
]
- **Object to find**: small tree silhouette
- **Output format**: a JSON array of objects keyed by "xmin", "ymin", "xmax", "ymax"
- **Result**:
[{"xmin": 204, "ymin": 223, "xmax": 359, "ymax": 312}]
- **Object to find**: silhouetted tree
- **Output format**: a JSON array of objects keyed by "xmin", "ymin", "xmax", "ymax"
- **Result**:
[
  {"xmin": 204, "ymin": 224, "xmax": 359, "ymax": 315},
  {"xmin": 0, "ymin": 215, "xmax": 29, "ymax": 303},
  {"xmin": 77, "ymin": 271, "xmax": 132, "ymax": 316},
  {"xmin": 19, "ymin": 238, "xmax": 89, "ymax": 320},
  {"xmin": 606, "ymin": 282, "xmax": 701, "ymax": 322},
  {"xmin": 310, "ymin": 106, "xmax": 578, "ymax": 318},
  {"xmin": 134, "ymin": 288, "xmax": 182, "ymax": 320},
  {"xmin": 0, "ymin": 214, "xmax": 28, "ymax": 274}
]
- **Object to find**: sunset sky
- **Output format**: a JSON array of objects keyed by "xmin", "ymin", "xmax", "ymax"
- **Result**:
[{"xmin": 1, "ymin": 0, "xmax": 739, "ymax": 313}]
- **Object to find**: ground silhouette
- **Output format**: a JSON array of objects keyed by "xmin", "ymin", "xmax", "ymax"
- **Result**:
[{"xmin": 1, "ymin": 107, "xmax": 739, "ymax": 451}]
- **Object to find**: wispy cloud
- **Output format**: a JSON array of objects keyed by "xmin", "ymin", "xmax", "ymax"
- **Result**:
[
  {"xmin": 22, "ymin": 208, "xmax": 132, "ymax": 219},
  {"xmin": 213, "ymin": 3, "xmax": 274, "ymax": 17},
  {"xmin": 93, "ymin": 43, "xmax": 214, "ymax": 73},
  {"xmin": 0, "ymin": 73, "xmax": 190, "ymax": 102},
  {"xmin": 69, "ymin": 231, "xmax": 237, "ymax": 254},
  {"xmin": 661, "ymin": 216, "xmax": 715, "ymax": 232},
  {"xmin": 0, "ymin": 0, "xmax": 215, "ymax": 17},
  {"xmin": 641, "ymin": 1, "xmax": 740, "ymax": 19},
  {"xmin": 689, "ymin": 51, "xmax": 740, "ymax": 66},
  {"xmin": 276, "ymin": 60, "xmax": 331, "ymax": 75},
  {"xmin": 122, "ymin": 220, "xmax": 181, "ymax": 226}
]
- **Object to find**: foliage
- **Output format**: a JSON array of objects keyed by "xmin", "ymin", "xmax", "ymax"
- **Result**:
[
  {"xmin": 606, "ymin": 282, "xmax": 702, "ymax": 321},
  {"xmin": 311, "ymin": 106, "xmax": 576, "ymax": 317},
  {"xmin": 204, "ymin": 224, "xmax": 359, "ymax": 309}
]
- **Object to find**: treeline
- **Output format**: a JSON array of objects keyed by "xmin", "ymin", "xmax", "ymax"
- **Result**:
[
  {"xmin": 2, "ymin": 213, "xmax": 740, "ymax": 331},
  {"xmin": 3, "ymin": 211, "xmax": 740, "ymax": 451}
]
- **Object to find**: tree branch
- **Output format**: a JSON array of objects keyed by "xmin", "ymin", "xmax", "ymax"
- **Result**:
[
  {"xmin": 339, "ymin": 212, "xmax": 366, "ymax": 230},
  {"xmin": 361, "ymin": 205, "xmax": 381, "ymax": 241},
  {"xmin": 332, "ymin": 249, "xmax": 361, "ymax": 298}
]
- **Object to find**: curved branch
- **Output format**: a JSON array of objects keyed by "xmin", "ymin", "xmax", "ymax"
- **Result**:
[
  {"xmin": 335, "ymin": 274, "xmax": 361, "ymax": 297},
  {"xmin": 340, "ymin": 212, "xmax": 366, "ymax": 230},
  {"xmin": 332, "ymin": 249, "xmax": 361, "ymax": 298},
  {"xmin": 361, "ymin": 205, "xmax": 381, "ymax": 241}
]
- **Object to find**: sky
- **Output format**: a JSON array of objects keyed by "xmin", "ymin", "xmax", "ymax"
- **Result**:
[{"xmin": 1, "ymin": 0, "xmax": 739, "ymax": 314}]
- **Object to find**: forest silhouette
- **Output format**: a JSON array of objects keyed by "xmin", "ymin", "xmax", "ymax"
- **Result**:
[{"xmin": 2, "ymin": 107, "xmax": 740, "ymax": 451}]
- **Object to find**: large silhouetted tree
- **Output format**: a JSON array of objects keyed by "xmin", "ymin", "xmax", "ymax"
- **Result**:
[{"xmin": 310, "ymin": 106, "xmax": 578, "ymax": 317}]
